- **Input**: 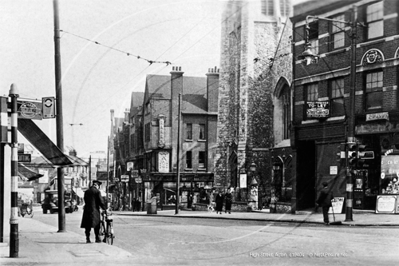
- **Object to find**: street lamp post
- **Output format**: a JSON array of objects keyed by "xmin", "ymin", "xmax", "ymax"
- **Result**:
[{"xmin": 298, "ymin": 9, "xmax": 358, "ymax": 221}]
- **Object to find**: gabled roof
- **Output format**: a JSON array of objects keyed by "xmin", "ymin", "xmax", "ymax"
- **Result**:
[
  {"xmin": 143, "ymin": 74, "xmax": 208, "ymax": 113},
  {"xmin": 144, "ymin": 75, "xmax": 171, "ymax": 104},
  {"xmin": 130, "ymin": 91, "xmax": 144, "ymax": 111}
]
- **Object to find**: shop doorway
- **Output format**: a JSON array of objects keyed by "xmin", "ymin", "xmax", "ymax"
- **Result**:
[{"xmin": 296, "ymin": 140, "xmax": 316, "ymax": 210}]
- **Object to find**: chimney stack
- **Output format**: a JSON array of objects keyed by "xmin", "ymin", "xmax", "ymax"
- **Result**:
[
  {"xmin": 206, "ymin": 66, "xmax": 219, "ymax": 113},
  {"xmin": 170, "ymin": 66, "xmax": 184, "ymax": 170}
]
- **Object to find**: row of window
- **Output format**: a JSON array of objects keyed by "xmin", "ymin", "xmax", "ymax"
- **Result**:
[
  {"xmin": 307, "ymin": 1, "xmax": 383, "ymax": 53},
  {"xmin": 143, "ymin": 123, "xmax": 207, "ymax": 143},
  {"xmin": 306, "ymin": 70, "xmax": 383, "ymax": 117},
  {"xmin": 185, "ymin": 150, "xmax": 206, "ymax": 169}
]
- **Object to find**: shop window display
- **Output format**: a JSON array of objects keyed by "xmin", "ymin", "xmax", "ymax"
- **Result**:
[{"xmin": 380, "ymin": 155, "xmax": 399, "ymax": 194}]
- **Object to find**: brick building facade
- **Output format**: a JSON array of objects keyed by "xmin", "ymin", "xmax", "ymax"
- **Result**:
[
  {"xmin": 115, "ymin": 67, "xmax": 219, "ymax": 210},
  {"xmin": 293, "ymin": 0, "xmax": 399, "ymax": 211}
]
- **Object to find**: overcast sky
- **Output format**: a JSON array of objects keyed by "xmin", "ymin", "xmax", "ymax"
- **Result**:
[{"xmin": 1, "ymin": 0, "xmax": 223, "ymax": 159}]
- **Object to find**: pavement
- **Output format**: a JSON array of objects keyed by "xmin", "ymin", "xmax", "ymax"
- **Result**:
[{"xmin": 1, "ymin": 207, "xmax": 398, "ymax": 265}]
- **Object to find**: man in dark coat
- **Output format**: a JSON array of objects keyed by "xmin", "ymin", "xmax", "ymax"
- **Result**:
[
  {"xmin": 80, "ymin": 180, "xmax": 106, "ymax": 243},
  {"xmin": 215, "ymin": 191, "xmax": 224, "ymax": 214},
  {"xmin": 316, "ymin": 182, "xmax": 334, "ymax": 225}
]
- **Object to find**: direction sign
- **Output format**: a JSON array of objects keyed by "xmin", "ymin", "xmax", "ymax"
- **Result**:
[{"xmin": 18, "ymin": 154, "xmax": 31, "ymax": 162}]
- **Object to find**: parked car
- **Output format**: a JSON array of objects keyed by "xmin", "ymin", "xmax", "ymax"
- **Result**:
[{"xmin": 42, "ymin": 190, "xmax": 76, "ymax": 214}]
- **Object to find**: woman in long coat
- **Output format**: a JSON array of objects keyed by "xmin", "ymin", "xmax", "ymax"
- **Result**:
[
  {"xmin": 80, "ymin": 180, "xmax": 106, "ymax": 243},
  {"xmin": 225, "ymin": 190, "xmax": 233, "ymax": 214},
  {"xmin": 215, "ymin": 191, "xmax": 224, "ymax": 214}
]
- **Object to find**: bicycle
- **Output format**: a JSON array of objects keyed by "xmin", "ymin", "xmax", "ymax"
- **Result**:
[{"xmin": 99, "ymin": 210, "xmax": 115, "ymax": 245}]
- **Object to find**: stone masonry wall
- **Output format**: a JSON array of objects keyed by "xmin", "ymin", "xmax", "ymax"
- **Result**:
[{"xmin": 215, "ymin": 0, "xmax": 293, "ymax": 199}]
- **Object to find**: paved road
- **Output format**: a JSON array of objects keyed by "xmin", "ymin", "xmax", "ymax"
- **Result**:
[{"xmin": 32, "ymin": 208, "xmax": 399, "ymax": 265}]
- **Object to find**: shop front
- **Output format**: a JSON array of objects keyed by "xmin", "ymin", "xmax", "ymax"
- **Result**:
[
  {"xmin": 142, "ymin": 172, "xmax": 214, "ymax": 210},
  {"xmin": 376, "ymin": 149, "xmax": 399, "ymax": 214},
  {"xmin": 355, "ymin": 117, "xmax": 399, "ymax": 213}
]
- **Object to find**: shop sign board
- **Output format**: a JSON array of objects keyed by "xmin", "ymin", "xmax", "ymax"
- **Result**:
[
  {"xmin": 239, "ymin": 173, "xmax": 247, "ymax": 188},
  {"xmin": 306, "ymin": 101, "xmax": 329, "ymax": 119},
  {"xmin": 121, "ymin": 175, "xmax": 129, "ymax": 182},
  {"xmin": 328, "ymin": 197, "xmax": 344, "ymax": 214},
  {"xmin": 135, "ymin": 177, "xmax": 142, "ymax": 183},
  {"xmin": 131, "ymin": 170, "xmax": 139, "ymax": 178},
  {"xmin": 18, "ymin": 153, "xmax": 31, "ymax": 162},
  {"xmin": 375, "ymin": 195, "xmax": 397, "ymax": 213}
]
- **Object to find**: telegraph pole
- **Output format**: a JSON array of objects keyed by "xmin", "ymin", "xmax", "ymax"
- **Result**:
[
  {"xmin": 175, "ymin": 94, "xmax": 181, "ymax": 215},
  {"xmin": 53, "ymin": 0, "xmax": 66, "ymax": 232},
  {"xmin": 345, "ymin": 8, "xmax": 357, "ymax": 222}
]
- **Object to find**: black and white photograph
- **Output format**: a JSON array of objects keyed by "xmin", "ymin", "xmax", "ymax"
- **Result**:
[{"xmin": 1, "ymin": 0, "xmax": 399, "ymax": 265}]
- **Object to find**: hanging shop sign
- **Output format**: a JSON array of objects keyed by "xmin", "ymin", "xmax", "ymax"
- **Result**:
[
  {"xmin": 131, "ymin": 170, "xmax": 139, "ymax": 178},
  {"xmin": 158, "ymin": 114, "xmax": 165, "ymax": 148},
  {"xmin": 121, "ymin": 175, "xmax": 129, "ymax": 182},
  {"xmin": 127, "ymin": 162, "xmax": 134, "ymax": 171},
  {"xmin": 306, "ymin": 101, "xmax": 329, "ymax": 119}
]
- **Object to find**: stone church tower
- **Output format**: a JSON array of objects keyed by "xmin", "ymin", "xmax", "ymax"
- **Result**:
[{"xmin": 214, "ymin": 0, "xmax": 293, "ymax": 203}]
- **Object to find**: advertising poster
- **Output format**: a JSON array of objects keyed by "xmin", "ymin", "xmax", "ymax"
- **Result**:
[
  {"xmin": 329, "ymin": 197, "xmax": 344, "ymax": 214},
  {"xmin": 376, "ymin": 195, "xmax": 397, "ymax": 213}
]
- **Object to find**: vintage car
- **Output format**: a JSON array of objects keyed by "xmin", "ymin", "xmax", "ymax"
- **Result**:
[{"xmin": 42, "ymin": 190, "xmax": 76, "ymax": 214}]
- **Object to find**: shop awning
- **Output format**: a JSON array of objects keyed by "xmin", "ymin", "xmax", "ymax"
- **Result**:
[
  {"xmin": 18, "ymin": 119, "xmax": 72, "ymax": 166},
  {"xmin": 72, "ymin": 187, "xmax": 84, "ymax": 198},
  {"xmin": 18, "ymin": 163, "xmax": 44, "ymax": 181}
]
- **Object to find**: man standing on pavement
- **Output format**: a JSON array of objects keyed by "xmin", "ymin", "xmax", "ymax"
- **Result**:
[
  {"xmin": 316, "ymin": 182, "xmax": 334, "ymax": 225},
  {"xmin": 80, "ymin": 180, "xmax": 106, "ymax": 243}
]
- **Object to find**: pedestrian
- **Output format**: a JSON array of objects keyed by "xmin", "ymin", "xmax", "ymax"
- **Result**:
[
  {"xmin": 315, "ymin": 181, "xmax": 334, "ymax": 225},
  {"xmin": 215, "ymin": 190, "xmax": 224, "ymax": 214},
  {"xmin": 225, "ymin": 189, "xmax": 233, "ymax": 214},
  {"xmin": 80, "ymin": 180, "xmax": 106, "ymax": 243}
]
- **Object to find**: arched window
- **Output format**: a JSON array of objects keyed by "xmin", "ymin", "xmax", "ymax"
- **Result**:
[{"xmin": 274, "ymin": 77, "xmax": 291, "ymax": 141}]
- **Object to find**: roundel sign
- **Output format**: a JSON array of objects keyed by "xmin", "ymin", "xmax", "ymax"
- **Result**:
[{"xmin": 42, "ymin": 97, "xmax": 55, "ymax": 119}]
